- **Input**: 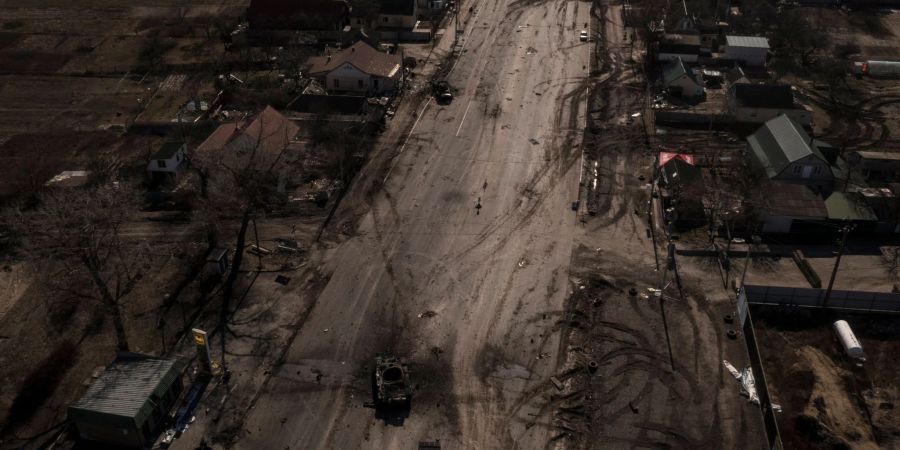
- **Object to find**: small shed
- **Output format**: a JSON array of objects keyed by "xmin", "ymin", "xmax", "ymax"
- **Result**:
[
  {"xmin": 724, "ymin": 35, "xmax": 769, "ymax": 67},
  {"xmin": 849, "ymin": 151, "xmax": 900, "ymax": 181},
  {"xmin": 205, "ymin": 247, "xmax": 230, "ymax": 276},
  {"xmin": 69, "ymin": 353, "xmax": 185, "ymax": 449},
  {"xmin": 147, "ymin": 142, "xmax": 187, "ymax": 175}
]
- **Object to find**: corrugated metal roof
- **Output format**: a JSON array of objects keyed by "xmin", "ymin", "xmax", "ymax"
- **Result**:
[
  {"xmin": 825, "ymin": 192, "xmax": 878, "ymax": 221},
  {"xmin": 662, "ymin": 57, "xmax": 690, "ymax": 85},
  {"xmin": 71, "ymin": 354, "xmax": 180, "ymax": 422},
  {"xmin": 726, "ymin": 35, "xmax": 769, "ymax": 49},
  {"xmin": 731, "ymin": 84, "xmax": 794, "ymax": 109},
  {"xmin": 746, "ymin": 115, "xmax": 828, "ymax": 179},
  {"xmin": 854, "ymin": 150, "xmax": 900, "ymax": 161},
  {"xmin": 765, "ymin": 182, "xmax": 827, "ymax": 218}
]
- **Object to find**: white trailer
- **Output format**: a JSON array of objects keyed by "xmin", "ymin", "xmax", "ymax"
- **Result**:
[{"xmin": 833, "ymin": 320, "xmax": 864, "ymax": 360}]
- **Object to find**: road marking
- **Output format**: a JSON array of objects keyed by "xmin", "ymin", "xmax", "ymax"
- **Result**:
[
  {"xmin": 383, "ymin": 97, "xmax": 433, "ymax": 184},
  {"xmin": 455, "ymin": 100, "xmax": 473, "ymax": 137}
]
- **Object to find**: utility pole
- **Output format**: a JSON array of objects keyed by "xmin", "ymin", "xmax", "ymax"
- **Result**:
[
  {"xmin": 823, "ymin": 220, "xmax": 852, "ymax": 308},
  {"xmin": 648, "ymin": 161, "xmax": 660, "ymax": 271},
  {"xmin": 739, "ymin": 235, "xmax": 760, "ymax": 291}
]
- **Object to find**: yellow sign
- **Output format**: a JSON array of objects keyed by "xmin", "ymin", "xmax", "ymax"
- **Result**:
[{"xmin": 192, "ymin": 328, "xmax": 213, "ymax": 374}]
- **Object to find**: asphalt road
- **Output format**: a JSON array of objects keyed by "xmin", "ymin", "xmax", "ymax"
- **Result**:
[{"xmin": 235, "ymin": 0, "xmax": 591, "ymax": 448}]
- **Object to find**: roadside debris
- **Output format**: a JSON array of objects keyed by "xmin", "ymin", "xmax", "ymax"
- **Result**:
[
  {"xmin": 275, "ymin": 275, "xmax": 290, "ymax": 285},
  {"xmin": 536, "ymin": 352, "xmax": 551, "ymax": 360},
  {"xmin": 723, "ymin": 359, "xmax": 780, "ymax": 411},
  {"xmin": 417, "ymin": 310, "xmax": 437, "ymax": 318},
  {"xmin": 550, "ymin": 376, "xmax": 564, "ymax": 391}
]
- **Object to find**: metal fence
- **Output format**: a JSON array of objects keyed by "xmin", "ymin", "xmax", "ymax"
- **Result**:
[
  {"xmin": 737, "ymin": 289, "xmax": 782, "ymax": 450},
  {"xmin": 743, "ymin": 285, "xmax": 900, "ymax": 313}
]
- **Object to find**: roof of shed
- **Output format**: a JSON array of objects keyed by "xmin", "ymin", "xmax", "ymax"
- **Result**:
[
  {"xmin": 854, "ymin": 151, "xmax": 900, "ymax": 162},
  {"xmin": 825, "ymin": 192, "xmax": 878, "ymax": 221},
  {"xmin": 765, "ymin": 182, "xmax": 827, "ymax": 218},
  {"xmin": 380, "ymin": 0, "xmax": 415, "ymax": 15},
  {"xmin": 70, "ymin": 353, "xmax": 182, "ymax": 423},
  {"xmin": 731, "ymin": 83, "xmax": 794, "ymax": 109},
  {"xmin": 746, "ymin": 115, "xmax": 829, "ymax": 179},
  {"xmin": 726, "ymin": 35, "xmax": 770, "ymax": 49}
]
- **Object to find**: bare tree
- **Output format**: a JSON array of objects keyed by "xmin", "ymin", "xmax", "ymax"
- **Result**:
[
  {"xmin": 7, "ymin": 183, "xmax": 149, "ymax": 351},
  {"xmin": 190, "ymin": 109, "xmax": 298, "ymax": 368}
]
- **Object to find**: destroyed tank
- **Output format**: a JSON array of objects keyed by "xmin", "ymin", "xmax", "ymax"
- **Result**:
[{"xmin": 373, "ymin": 355, "xmax": 412, "ymax": 407}]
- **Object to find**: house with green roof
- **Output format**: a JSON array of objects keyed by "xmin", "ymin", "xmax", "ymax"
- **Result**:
[
  {"xmin": 661, "ymin": 57, "xmax": 704, "ymax": 98},
  {"xmin": 746, "ymin": 114, "xmax": 836, "ymax": 193},
  {"xmin": 69, "ymin": 353, "xmax": 185, "ymax": 448}
]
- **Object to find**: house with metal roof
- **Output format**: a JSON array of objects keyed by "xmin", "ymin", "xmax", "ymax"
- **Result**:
[
  {"xmin": 69, "ymin": 353, "xmax": 185, "ymax": 449},
  {"xmin": 746, "ymin": 115, "xmax": 835, "ymax": 192},
  {"xmin": 727, "ymin": 83, "xmax": 812, "ymax": 126},
  {"xmin": 660, "ymin": 57, "xmax": 704, "ymax": 98},
  {"xmin": 724, "ymin": 35, "xmax": 770, "ymax": 67},
  {"xmin": 306, "ymin": 41, "xmax": 403, "ymax": 95}
]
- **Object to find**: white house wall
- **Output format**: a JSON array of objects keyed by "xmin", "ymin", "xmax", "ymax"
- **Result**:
[
  {"xmin": 324, "ymin": 62, "xmax": 399, "ymax": 94},
  {"xmin": 724, "ymin": 46, "xmax": 767, "ymax": 66}
]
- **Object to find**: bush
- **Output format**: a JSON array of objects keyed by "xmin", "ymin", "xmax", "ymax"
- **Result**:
[{"xmin": 5, "ymin": 341, "xmax": 78, "ymax": 427}]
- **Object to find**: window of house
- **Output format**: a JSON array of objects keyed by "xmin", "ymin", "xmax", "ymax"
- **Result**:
[
  {"xmin": 158, "ymin": 160, "xmax": 167, "ymax": 168},
  {"xmin": 793, "ymin": 165, "xmax": 801, "ymax": 174},
  {"xmin": 334, "ymin": 79, "xmax": 340, "ymax": 88},
  {"xmin": 358, "ymin": 79, "xmax": 364, "ymax": 88},
  {"xmin": 813, "ymin": 166, "xmax": 822, "ymax": 175}
]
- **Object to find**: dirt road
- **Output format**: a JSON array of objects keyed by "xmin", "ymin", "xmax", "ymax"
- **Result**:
[{"xmin": 234, "ymin": 0, "xmax": 591, "ymax": 448}]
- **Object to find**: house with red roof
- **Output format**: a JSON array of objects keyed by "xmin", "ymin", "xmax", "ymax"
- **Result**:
[{"xmin": 305, "ymin": 41, "xmax": 403, "ymax": 95}]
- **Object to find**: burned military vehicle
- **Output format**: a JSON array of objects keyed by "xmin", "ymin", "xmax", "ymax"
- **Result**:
[{"xmin": 372, "ymin": 355, "xmax": 412, "ymax": 408}]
